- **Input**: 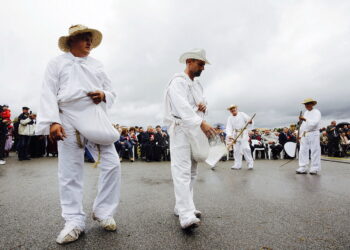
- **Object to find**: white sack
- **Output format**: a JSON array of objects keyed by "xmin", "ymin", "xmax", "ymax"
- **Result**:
[{"xmin": 59, "ymin": 97, "xmax": 120, "ymax": 145}]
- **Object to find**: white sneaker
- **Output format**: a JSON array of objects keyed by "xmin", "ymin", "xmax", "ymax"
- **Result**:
[
  {"xmin": 56, "ymin": 225, "xmax": 83, "ymax": 244},
  {"xmin": 0, "ymin": 160, "xmax": 6, "ymax": 165},
  {"xmin": 309, "ymin": 169, "xmax": 318, "ymax": 175},
  {"xmin": 296, "ymin": 167, "xmax": 307, "ymax": 174},
  {"xmin": 174, "ymin": 208, "xmax": 202, "ymax": 218},
  {"xmin": 231, "ymin": 165, "xmax": 241, "ymax": 170},
  {"xmin": 248, "ymin": 163, "xmax": 254, "ymax": 170},
  {"xmin": 93, "ymin": 214, "xmax": 117, "ymax": 231},
  {"xmin": 180, "ymin": 217, "xmax": 200, "ymax": 229}
]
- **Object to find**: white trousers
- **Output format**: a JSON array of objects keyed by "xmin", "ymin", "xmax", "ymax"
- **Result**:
[
  {"xmin": 233, "ymin": 139, "xmax": 254, "ymax": 168},
  {"xmin": 170, "ymin": 126, "xmax": 198, "ymax": 225},
  {"xmin": 57, "ymin": 115, "xmax": 121, "ymax": 230},
  {"xmin": 298, "ymin": 132, "xmax": 321, "ymax": 171}
]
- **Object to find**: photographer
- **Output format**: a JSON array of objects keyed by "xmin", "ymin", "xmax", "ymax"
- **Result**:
[{"xmin": 18, "ymin": 107, "xmax": 35, "ymax": 160}]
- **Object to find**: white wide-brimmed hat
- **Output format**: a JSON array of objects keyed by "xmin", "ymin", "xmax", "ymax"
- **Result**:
[
  {"xmin": 58, "ymin": 24, "xmax": 102, "ymax": 52},
  {"xmin": 179, "ymin": 48, "xmax": 211, "ymax": 64},
  {"xmin": 301, "ymin": 98, "xmax": 317, "ymax": 105},
  {"xmin": 227, "ymin": 104, "xmax": 238, "ymax": 110}
]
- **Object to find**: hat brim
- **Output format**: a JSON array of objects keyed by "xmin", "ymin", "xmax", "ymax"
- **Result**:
[
  {"xmin": 302, "ymin": 101, "xmax": 317, "ymax": 105},
  {"xmin": 227, "ymin": 106, "xmax": 238, "ymax": 110},
  {"xmin": 58, "ymin": 28, "xmax": 102, "ymax": 52},
  {"xmin": 179, "ymin": 52, "xmax": 211, "ymax": 64}
]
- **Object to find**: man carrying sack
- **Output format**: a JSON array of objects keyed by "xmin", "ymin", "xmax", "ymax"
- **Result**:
[
  {"xmin": 36, "ymin": 25, "xmax": 121, "ymax": 244},
  {"xmin": 164, "ymin": 49, "xmax": 215, "ymax": 229},
  {"xmin": 296, "ymin": 98, "xmax": 322, "ymax": 175},
  {"xmin": 225, "ymin": 105, "xmax": 254, "ymax": 170}
]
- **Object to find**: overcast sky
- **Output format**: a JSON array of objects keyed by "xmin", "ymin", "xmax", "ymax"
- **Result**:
[{"xmin": 1, "ymin": 0, "xmax": 349, "ymax": 129}]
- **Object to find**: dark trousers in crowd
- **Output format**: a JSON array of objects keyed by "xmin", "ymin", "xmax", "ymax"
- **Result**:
[
  {"xmin": 144, "ymin": 143, "xmax": 162, "ymax": 161},
  {"xmin": 18, "ymin": 135, "xmax": 31, "ymax": 160},
  {"xmin": 327, "ymin": 140, "xmax": 339, "ymax": 157},
  {"xmin": 121, "ymin": 141, "xmax": 134, "ymax": 159},
  {"xmin": 140, "ymin": 144, "xmax": 146, "ymax": 159},
  {"xmin": 0, "ymin": 133, "xmax": 6, "ymax": 160},
  {"xmin": 158, "ymin": 145, "xmax": 170, "ymax": 161},
  {"xmin": 268, "ymin": 144, "xmax": 283, "ymax": 159},
  {"xmin": 46, "ymin": 136, "xmax": 58, "ymax": 156},
  {"xmin": 155, "ymin": 145, "xmax": 166, "ymax": 161},
  {"xmin": 320, "ymin": 144, "xmax": 328, "ymax": 155},
  {"xmin": 29, "ymin": 136, "xmax": 46, "ymax": 158}
]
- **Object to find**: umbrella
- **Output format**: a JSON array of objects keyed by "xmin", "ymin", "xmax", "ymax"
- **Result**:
[{"xmin": 336, "ymin": 122, "xmax": 350, "ymax": 130}]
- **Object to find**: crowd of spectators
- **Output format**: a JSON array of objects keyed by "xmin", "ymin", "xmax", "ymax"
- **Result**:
[
  {"xmin": 323, "ymin": 121, "xmax": 350, "ymax": 157},
  {"xmin": 113, "ymin": 125, "xmax": 170, "ymax": 162},
  {"xmin": 0, "ymin": 105, "xmax": 59, "ymax": 165},
  {"xmin": 1, "ymin": 105, "xmax": 349, "ymax": 166}
]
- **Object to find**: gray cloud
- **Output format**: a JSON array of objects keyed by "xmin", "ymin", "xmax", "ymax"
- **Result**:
[{"xmin": 1, "ymin": 0, "xmax": 349, "ymax": 129}]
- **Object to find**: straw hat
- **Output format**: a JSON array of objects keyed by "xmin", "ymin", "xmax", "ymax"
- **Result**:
[
  {"xmin": 227, "ymin": 104, "xmax": 238, "ymax": 110},
  {"xmin": 301, "ymin": 98, "xmax": 317, "ymax": 105},
  {"xmin": 58, "ymin": 24, "xmax": 102, "ymax": 52},
  {"xmin": 179, "ymin": 48, "xmax": 211, "ymax": 64}
]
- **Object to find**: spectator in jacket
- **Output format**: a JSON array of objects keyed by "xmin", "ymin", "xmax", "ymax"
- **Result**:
[
  {"xmin": 119, "ymin": 128, "xmax": 134, "ymax": 162},
  {"xmin": 0, "ymin": 105, "xmax": 9, "ymax": 165},
  {"xmin": 129, "ymin": 127, "xmax": 138, "ymax": 159},
  {"xmin": 154, "ymin": 125, "xmax": 167, "ymax": 161},
  {"xmin": 278, "ymin": 127, "xmax": 295, "ymax": 159},
  {"xmin": 278, "ymin": 127, "xmax": 295, "ymax": 145},
  {"xmin": 250, "ymin": 129, "xmax": 265, "ymax": 159},
  {"xmin": 1, "ymin": 105, "xmax": 11, "ymax": 128},
  {"xmin": 326, "ymin": 121, "xmax": 340, "ymax": 157},
  {"xmin": 18, "ymin": 107, "xmax": 36, "ymax": 160},
  {"xmin": 128, "ymin": 127, "xmax": 138, "ymax": 145},
  {"xmin": 143, "ymin": 126, "xmax": 156, "ymax": 162},
  {"xmin": 262, "ymin": 130, "xmax": 281, "ymax": 159},
  {"xmin": 340, "ymin": 132, "xmax": 349, "ymax": 156},
  {"xmin": 137, "ymin": 127, "xmax": 148, "ymax": 159},
  {"xmin": 320, "ymin": 131, "xmax": 328, "ymax": 155}
]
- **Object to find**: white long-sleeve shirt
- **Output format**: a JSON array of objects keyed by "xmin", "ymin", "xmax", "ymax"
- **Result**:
[
  {"xmin": 164, "ymin": 72, "xmax": 207, "ymax": 129},
  {"xmin": 262, "ymin": 133, "xmax": 278, "ymax": 145},
  {"xmin": 226, "ymin": 112, "xmax": 253, "ymax": 141},
  {"xmin": 299, "ymin": 108, "xmax": 321, "ymax": 136},
  {"xmin": 36, "ymin": 52, "xmax": 116, "ymax": 135}
]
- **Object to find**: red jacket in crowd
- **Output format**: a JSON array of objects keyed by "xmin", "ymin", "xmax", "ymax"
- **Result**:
[{"xmin": 1, "ymin": 109, "xmax": 12, "ymax": 128}]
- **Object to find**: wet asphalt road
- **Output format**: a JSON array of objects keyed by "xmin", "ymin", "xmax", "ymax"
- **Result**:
[{"xmin": 0, "ymin": 155, "xmax": 349, "ymax": 250}]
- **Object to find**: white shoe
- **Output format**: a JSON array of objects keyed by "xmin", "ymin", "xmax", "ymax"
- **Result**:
[
  {"xmin": 231, "ymin": 165, "xmax": 241, "ymax": 170},
  {"xmin": 309, "ymin": 169, "xmax": 318, "ymax": 175},
  {"xmin": 56, "ymin": 225, "xmax": 83, "ymax": 244},
  {"xmin": 248, "ymin": 163, "xmax": 254, "ymax": 170},
  {"xmin": 296, "ymin": 167, "xmax": 307, "ymax": 174},
  {"xmin": 0, "ymin": 160, "xmax": 6, "ymax": 165},
  {"xmin": 174, "ymin": 208, "xmax": 202, "ymax": 218},
  {"xmin": 180, "ymin": 217, "xmax": 200, "ymax": 229},
  {"xmin": 93, "ymin": 214, "xmax": 117, "ymax": 231}
]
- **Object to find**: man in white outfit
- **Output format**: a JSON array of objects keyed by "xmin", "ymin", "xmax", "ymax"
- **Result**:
[
  {"xmin": 225, "ymin": 105, "xmax": 254, "ymax": 170},
  {"xmin": 296, "ymin": 98, "xmax": 322, "ymax": 175},
  {"xmin": 164, "ymin": 49, "xmax": 215, "ymax": 229},
  {"xmin": 36, "ymin": 25, "xmax": 121, "ymax": 244}
]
